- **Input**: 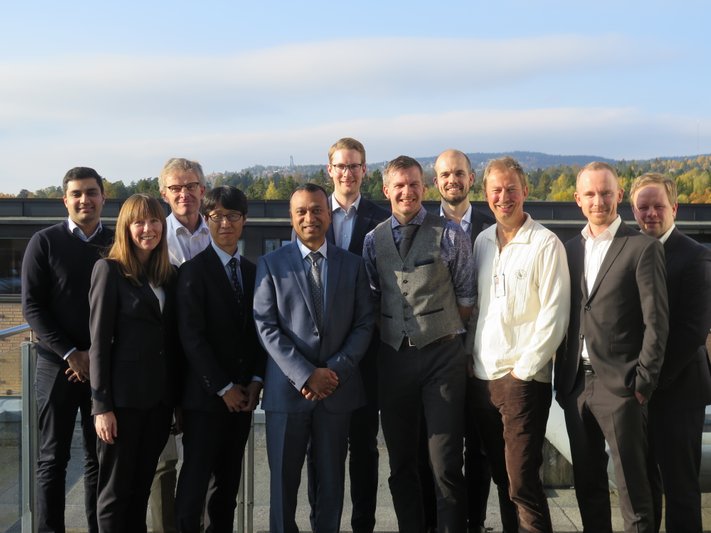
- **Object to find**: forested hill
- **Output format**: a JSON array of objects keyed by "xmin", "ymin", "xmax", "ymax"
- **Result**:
[{"xmin": 12, "ymin": 151, "xmax": 711, "ymax": 203}]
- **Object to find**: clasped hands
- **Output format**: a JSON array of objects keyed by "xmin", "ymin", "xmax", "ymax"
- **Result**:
[
  {"xmin": 301, "ymin": 368, "xmax": 339, "ymax": 401},
  {"xmin": 222, "ymin": 381, "xmax": 262, "ymax": 412}
]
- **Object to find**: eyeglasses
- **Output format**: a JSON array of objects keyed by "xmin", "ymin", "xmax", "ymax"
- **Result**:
[
  {"xmin": 166, "ymin": 182, "xmax": 201, "ymax": 194},
  {"xmin": 207, "ymin": 212, "xmax": 243, "ymax": 223},
  {"xmin": 331, "ymin": 163, "xmax": 363, "ymax": 173}
]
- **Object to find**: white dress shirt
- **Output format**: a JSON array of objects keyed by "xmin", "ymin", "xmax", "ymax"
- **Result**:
[{"xmin": 165, "ymin": 212, "xmax": 211, "ymax": 266}]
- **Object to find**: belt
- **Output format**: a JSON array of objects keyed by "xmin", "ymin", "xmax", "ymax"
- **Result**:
[
  {"xmin": 581, "ymin": 360, "xmax": 595, "ymax": 375},
  {"xmin": 400, "ymin": 333, "xmax": 459, "ymax": 350}
]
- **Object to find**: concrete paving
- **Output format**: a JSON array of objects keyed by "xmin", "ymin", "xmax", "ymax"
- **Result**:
[{"xmin": 2, "ymin": 419, "xmax": 711, "ymax": 532}]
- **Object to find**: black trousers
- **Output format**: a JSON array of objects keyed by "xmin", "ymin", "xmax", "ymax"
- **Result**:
[
  {"xmin": 379, "ymin": 337, "xmax": 467, "ymax": 533},
  {"xmin": 648, "ymin": 401, "xmax": 706, "ymax": 533},
  {"xmin": 562, "ymin": 372, "xmax": 654, "ymax": 533},
  {"xmin": 421, "ymin": 376, "xmax": 492, "ymax": 531},
  {"xmin": 175, "ymin": 408, "xmax": 252, "ymax": 533},
  {"xmin": 35, "ymin": 354, "xmax": 99, "ymax": 533},
  {"xmin": 96, "ymin": 405, "xmax": 172, "ymax": 533}
]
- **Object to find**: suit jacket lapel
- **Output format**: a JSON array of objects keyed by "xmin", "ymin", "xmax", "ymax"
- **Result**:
[
  {"xmin": 138, "ymin": 280, "xmax": 162, "ymax": 319},
  {"xmin": 663, "ymin": 228, "xmax": 681, "ymax": 273},
  {"xmin": 350, "ymin": 204, "xmax": 371, "ymax": 254},
  {"xmin": 205, "ymin": 246, "xmax": 241, "ymax": 308},
  {"xmin": 323, "ymin": 244, "xmax": 341, "ymax": 333},
  {"xmin": 287, "ymin": 243, "xmax": 319, "ymax": 326},
  {"xmin": 587, "ymin": 231, "xmax": 627, "ymax": 302},
  {"xmin": 326, "ymin": 224, "xmax": 336, "ymax": 245},
  {"xmin": 570, "ymin": 236, "xmax": 588, "ymax": 299}
]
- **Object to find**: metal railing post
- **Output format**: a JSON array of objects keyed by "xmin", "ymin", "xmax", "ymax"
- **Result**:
[
  {"xmin": 236, "ymin": 417, "xmax": 255, "ymax": 533},
  {"xmin": 20, "ymin": 341, "xmax": 37, "ymax": 533},
  {"xmin": 247, "ymin": 421, "xmax": 255, "ymax": 533}
]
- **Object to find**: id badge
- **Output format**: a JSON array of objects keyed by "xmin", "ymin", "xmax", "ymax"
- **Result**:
[{"xmin": 494, "ymin": 273, "xmax": 505, "ymax": 298}]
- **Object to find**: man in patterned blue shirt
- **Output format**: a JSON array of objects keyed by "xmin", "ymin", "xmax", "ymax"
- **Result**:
[{"xmin": 363, "ymin": 155, "xmax": 475, "ymax": 533}]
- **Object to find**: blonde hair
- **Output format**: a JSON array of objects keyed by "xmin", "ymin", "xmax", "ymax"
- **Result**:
[
  {"xmin": 107, "ymin": 194, "xmax": 173, "ymax": 286},
  {"xmin": 576, "ymin": 161, "xmax": 620, "ymax": 188},
  {"xmin": 328, "ymin": 137, "xmax": 366, "ymax": 164},
  {"xmin": 483, "ymin": 156, "xmax": 527, "ymax": 189},
  {"xmin": 159, "ymin": 157, "xmax": 205, "ymax": 190},
  {"xmin": 629, "ymin": 172, "xmax": 677, "ymax": 205}
]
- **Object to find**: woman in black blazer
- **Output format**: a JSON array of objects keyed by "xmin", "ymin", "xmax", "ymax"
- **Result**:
[{"xmin": 89, "ymin": 194, "xmax": 179, "ymax": 533}]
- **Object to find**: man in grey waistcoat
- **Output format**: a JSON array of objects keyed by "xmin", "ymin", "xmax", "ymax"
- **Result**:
[{"xmin": 363, "ymin": 155, "xmax": 475, "ymax": 533}]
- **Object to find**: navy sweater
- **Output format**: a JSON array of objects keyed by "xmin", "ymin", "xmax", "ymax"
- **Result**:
[{"xmin": 22, "ymin": 221, "xmax": 114, "ymax": 364}]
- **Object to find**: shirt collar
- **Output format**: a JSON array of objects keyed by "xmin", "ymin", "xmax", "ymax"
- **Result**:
[
  {"xmin": 487, "ymin": 213, "xmax": 534, "ymax": 245},
  {"xmin": 331, "ymin": 194, "xmax": 361, "ymax": 213},
  {"xmin": 658, "ymin": 223, "xmax": 676, "ymax": 244},
  {"xmin": 390, "ymin": 206, "xmax": 427, "ymax": 228},
  {"xmin": 297, "ymin": 239, "xmax": 328, "ymax": 260},
  {"xmin": 67, "ymin": 218, "xmax": 102, "ymax": 241},
  {"xmin": 438, "ymin": 203, "xmax": 472, "ymax": 226},
  {"xmin": 168, "ymin": 212, "xmax": 210, "ymax": 236},
  {"xmin": 581, "ymin": 215, "xmax": 622, "ymax": 242},
  {"xmin": 211, "ymin": 241, "xmax": 240, "ymax": 266}
]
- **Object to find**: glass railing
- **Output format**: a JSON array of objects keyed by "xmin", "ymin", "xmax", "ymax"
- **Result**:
[
  {"xmin": 0, "ymin": 325, "xmax": 258, "ymax": 533},
  {"xmin": 0, "ymin": 324, "xmax": 32, "ymax": 533}
]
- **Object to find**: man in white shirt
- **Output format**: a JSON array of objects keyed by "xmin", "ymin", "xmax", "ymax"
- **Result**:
[
  {"xmin": 160, "ymin": 157, "xmax": 211, "ymax": 265},
  {"xmin": 555, "ymin": 162, "xmax": 668, "ymax": 533},
  {"xmin": 469, "ymin": 156, "xmax": 570, "ymax": 533},
  {"xmin": 151, "ymin": 157, "xmax": 211, "ymax": 532}
]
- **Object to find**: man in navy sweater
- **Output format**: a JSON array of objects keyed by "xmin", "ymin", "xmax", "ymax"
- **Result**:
[{"xmin": 22, "ymin": 167, "xmax": 114, "ymax": 533}]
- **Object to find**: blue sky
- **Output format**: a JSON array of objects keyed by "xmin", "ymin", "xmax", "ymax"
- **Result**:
[{"xmin": 1, "ymin": 0, "xmax": 709, "ymax": 194}]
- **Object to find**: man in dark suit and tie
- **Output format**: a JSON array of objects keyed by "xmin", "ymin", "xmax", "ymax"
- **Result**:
[
  {"xmin": 630, "ymin": 173, "xmax": 711, "ymax": 533},
  {"xmin": 555, "ymin": 162, "xmax": 669, "ymax": 533},
  {"xmin": 254, "ymin": 183, "xmax": 374, "ymax": 533},
  {"xmin": 22, "ymin": 167, "xmax": 113, "ymax": 533},
  {"xmin": 174, "ymin": 186, "xmax": 266, "ymax": 532},
  {"xmin": 304, "ymin": 137, "xmax": 389, "ymax": 533},
  {"xmin": 430, "ymin": 149, "xmax": 493, "ymax": 533}
]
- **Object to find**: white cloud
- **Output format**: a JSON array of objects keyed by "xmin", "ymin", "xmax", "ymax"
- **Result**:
[
  {"xmin": 2, "ymin": 106, "xmax": 706, "ymax": 194},
  {"xmin": 0, "ymin": 35, "xmax": 693, "ymax": 193},
  {"xmin": 0, "ymin": 34, "xmax": 651, "ymax": 126}
]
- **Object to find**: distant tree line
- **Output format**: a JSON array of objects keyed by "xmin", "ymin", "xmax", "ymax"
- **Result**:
[{"xmin": 13, "ymin": 155, "xmax": 711, "ymax": 203}]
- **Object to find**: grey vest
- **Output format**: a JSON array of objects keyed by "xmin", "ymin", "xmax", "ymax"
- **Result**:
[{"xmin": 373, "ymin": 214, "xmax": 463, "ymax": 350}]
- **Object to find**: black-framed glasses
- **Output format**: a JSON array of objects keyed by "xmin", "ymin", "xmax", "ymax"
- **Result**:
[
  {"xmin": 207, "ymin": 212, "xmax": 243, "ymax": 223},
  {"xmin": 331, "ymin": 163, "xmax": 363, "ymax": 173},
  {"xmin": 166, "ymin": 182, "xmax": 201, "ymax": 194}
]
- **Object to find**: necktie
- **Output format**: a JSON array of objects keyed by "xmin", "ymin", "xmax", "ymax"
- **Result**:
[
  {"xmin": 307, "ymin": 251, "xmax": 323, "ymax": 329},
  {"xmin": 228, "ymin": 257, "xmax": 244, "ymax": 305},
  {"xmin": 398, "ymin": 224, "xmax": 417, "ymax": 259}
]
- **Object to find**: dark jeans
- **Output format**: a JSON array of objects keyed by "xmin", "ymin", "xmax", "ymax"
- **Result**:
[
  {"xmin": 35, "ymin": 354, "xmax": 99, "ymax": 533},
  {"xmin": 379, "ymin": 337, "xmax": 467, "ymax": 533},
  {"xmin": 471, "ymin": 374, "xmax": 553, "ymax": 533}
]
